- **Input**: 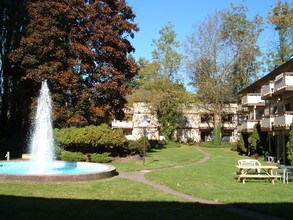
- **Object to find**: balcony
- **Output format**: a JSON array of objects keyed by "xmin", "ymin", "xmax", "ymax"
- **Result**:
[
  {"xmin": 222, "ymin": 122, "xmax": 237, "ymax": 130},
  {"xmin": 241, "ymin": 93, "xmax": 265, "ymax": 107},
  {"xmin": 261, "ymin": 117, "xmax": 274, "ymax": 131},
  {"xmin": 111, "ymin": 120, "xmax": 133, "ymax": 129},
  {"xmin": 273, "ymin": 112, "xmax": 293, "ymax": 130},
  {"xmin": 199, "ymin": 122, "xmax": 214, "ymax": 130},
  {"xmin": 236, "ymin": 105, "xmax": 249, "ymax": 113},
  {"xmin": 240, "ymin": 120, "xmax": 259, "ymax": 133},
  {"xmin": 274, "ymin": 72, "xmax": 293, "ymax": 95},
  {"xmin": 261, "ymin": 81, "xmax": 274, "ymax": 99}
]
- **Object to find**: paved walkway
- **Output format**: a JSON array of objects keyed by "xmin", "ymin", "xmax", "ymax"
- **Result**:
[{"xmin": 119, "ymin": 146, "xmax": 285, "ymax": 220}]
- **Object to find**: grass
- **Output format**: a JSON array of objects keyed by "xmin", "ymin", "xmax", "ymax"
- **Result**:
[
  {"xmin": 145, "ymin": 147, "xmax": 293, "ymax": 219},
  {"xmin": 111, "ymin": 144, "xmax": 203, "ymax": 172},
  {"xmin": 0, "ymin": 177, "xmax": 247, "ymax": 219},
  {"xmin": 0, "ymin": 143, "xmax": 292, "ymax": 219}
]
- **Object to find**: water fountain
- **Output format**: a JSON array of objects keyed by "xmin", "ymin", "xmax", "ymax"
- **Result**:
[
  {"xmin": 0, "ymin": 81, "xmax": 116, "ymax": 182},
  {"xmin": 30, "ymin": 80, "xmax": 54, "ymax": 173}
]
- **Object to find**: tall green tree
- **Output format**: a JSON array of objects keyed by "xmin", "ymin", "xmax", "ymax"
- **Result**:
[
  {"xmin": 151, "ymin": 22, "xmax": 183, "ymax": 81},
  {"xmin": 11, "ymin": 0, "xmax": 139, "ymax": 128},
  {"xmin": 221, "ymin": 4, "xmax": 263, "ymax": 94},
  {"xmin": 268, "ymin": 0, "xmax": 293, "ymax": 67},
  {"xmin": 129, "ymin": 23, "xmax": 190, "ymax": 140}
]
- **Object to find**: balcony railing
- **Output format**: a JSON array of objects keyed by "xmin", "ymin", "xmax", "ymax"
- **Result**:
[
  {"xmin": 241, "ymin": 93, "xmax": 265, "ymax": 107},
  {"xmin": 274, "ymin": 72, "xmax": 293, "ymax": 94},
  {"xmin": 240, "ymin": 120, "xmax": 259, "ymax": 132},
  {"xmin": 111, "ymin": 120, "xmax": 133, "ymax": 129},
  {"xmin": 261, "ymin": 117, "xmax": 274, "ymax": 131},
  {"xmin": 274, "ymin": 113, "xmax": 293, "ymax": 129},
  {"xmin": 222, "ymin": 122, "xmax": 237, "ymax": 130},
  {"xmin": 199, "ymin": 122, "xmax": 214, "ymax": 129},
  {"xmin": 261, "ymin": 81, "xmax": 274, "ymax": 99}
]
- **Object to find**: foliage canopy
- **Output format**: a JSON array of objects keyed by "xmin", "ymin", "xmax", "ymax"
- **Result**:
[{"xmin": 8, "ymin": 0, "xmax": 139, "ymax": 131}]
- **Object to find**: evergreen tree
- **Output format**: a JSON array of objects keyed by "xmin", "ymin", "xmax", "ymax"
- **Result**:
[{"xmin": 286, "ymin": 122, "xmax": 293, "ymax": 164}]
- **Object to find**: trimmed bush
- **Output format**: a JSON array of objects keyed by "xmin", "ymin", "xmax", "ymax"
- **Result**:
[
  {"xmin": 54, "ymin": 124, "xmax": 127, "ymax": 155},
  {"xmin": 60, "ymin": 151, "xmax": 85, "ymax": 162},
  {"xmin": 89, "ymin": 153, "xmax": 111, "ymax": 163}
]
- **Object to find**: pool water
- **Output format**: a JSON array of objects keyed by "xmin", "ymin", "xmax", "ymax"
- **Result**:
[{"xmin": 0, "ymin": 161, "xmax": 110, "ymax": 175}]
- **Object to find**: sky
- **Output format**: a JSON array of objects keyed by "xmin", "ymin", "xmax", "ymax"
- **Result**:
[{"xmin": 126, "ymin": 0, "xmax": 279, "ymax": 61}]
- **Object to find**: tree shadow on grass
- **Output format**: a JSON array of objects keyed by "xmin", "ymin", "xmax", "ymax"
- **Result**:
[{"xmin": 0, "ymin": 195, "xmax": 290, "ymax": 220}]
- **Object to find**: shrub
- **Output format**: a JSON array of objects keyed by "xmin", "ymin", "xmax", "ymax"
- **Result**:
[
  {"xmin": 211, "ymin": 127, "xmax": 221, "ymax": 146},
  {"xmin": 230, "ymin": 142, "xmax": 238, "ymax": 151},
  {"xmin": 250, "ymin": 124, "xmax": 260, "ymax": 151},
  {"xmin": 54, "ymin": 124, "xmax": 127, "ymax": 155},
  {"xmin": 286, "ymin": 122, "xmax": 293, "ymax": 164},
  {"xmin": 60, "ymin": 150, "xmax": 85, "ymax": 162},
  {"xmin": 127, "ymin": 137, "xmax": 150, "ymax": 155},
  {"xmin": 89, "ymin": 153, "xmax": 111, "ymax": 163},
  {"xmin": 236, "ymin": 134, "xmax": 246, "ymax": 154}
]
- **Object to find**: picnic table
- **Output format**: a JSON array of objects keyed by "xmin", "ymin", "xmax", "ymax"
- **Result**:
[{"xmin": 236, "ymin": 165, "xmax": 281, "ymax": 184}]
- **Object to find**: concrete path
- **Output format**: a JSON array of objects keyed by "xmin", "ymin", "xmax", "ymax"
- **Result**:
[{"xmin": 119, "ymin": 146, "xmax": 285, "ymax": 220}]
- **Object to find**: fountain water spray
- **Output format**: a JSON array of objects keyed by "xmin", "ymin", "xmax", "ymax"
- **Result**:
[
  {"xmin": 29, "ymin": 80, "xmax": 54, "ymax": 173},
  {"xmin": 0, "ymin": 80, "xmax": 116, "ymax": 182}
]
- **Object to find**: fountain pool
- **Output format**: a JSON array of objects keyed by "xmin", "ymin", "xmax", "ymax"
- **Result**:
[
  {"xmin": 0, "ymin": 161, "xmax": 117, "ymax": 182},
  {"xmin": 0, "ymin": 81, "xmax": 117, "ymax": 182}
]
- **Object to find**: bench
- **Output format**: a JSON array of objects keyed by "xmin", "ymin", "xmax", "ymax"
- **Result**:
[
  {"xmin": 238, "ymin": 174, "xmax": 281, "ymax": 184},
  {"xmin": 238, "ymin": 159, "xmax": 261, "ymax": 166},
  {"xmin": 237, "ymin": 159, "xmax": 261, "ymax": 174}
]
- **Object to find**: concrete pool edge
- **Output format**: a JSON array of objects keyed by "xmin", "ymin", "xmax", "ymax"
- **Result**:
[{"xmin": 0, "ymin": 162, "xmax": 118, "ymax": 182}]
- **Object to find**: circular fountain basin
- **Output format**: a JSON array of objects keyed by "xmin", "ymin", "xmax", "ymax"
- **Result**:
[{"xmin": 0, "ymin": 161, "xmax": 117, "ymax": 182}]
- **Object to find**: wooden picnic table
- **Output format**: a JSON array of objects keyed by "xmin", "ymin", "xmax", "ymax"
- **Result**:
[{"xmin": 236, "ymin": 165, "xmax": 281, "ymax": 184}]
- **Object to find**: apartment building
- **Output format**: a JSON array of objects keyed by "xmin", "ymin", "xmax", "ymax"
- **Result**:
[
  {"xmin": 111, "ymin": 102, "xmax": 238, "ymax": 143},
  {"xmin": 112, "ymin": 102, "xmax": 160, "ymax": 141},
  {"xmin": 237, "ymin": 58, "xmax": 293, "ymax": 164}
]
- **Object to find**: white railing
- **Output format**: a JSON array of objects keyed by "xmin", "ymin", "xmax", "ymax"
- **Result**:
[
  {"xmin": 111, "ymin": 121, "xmax": 133, "ymax": 129},
  {"xmin": 242, "ymin": 120, "xmax": 258, "ymax": 131},
  {"xmin": 241, "ymin": 93, "xmax": 265, "ymax": 106},
  {"xmin": 274, "ymin": 72, "xmax": 293, "ymax": 92},
  {"xmin": 222, "ymin": 122, "xmax": 236, "ymax": 129},
  {"xmin": 199, "ymin": 122, "xmax": 214, "ymax": 129},
  {"xmin": 274, "ymin": 114, "xmax": 293, "ymax": 127}
]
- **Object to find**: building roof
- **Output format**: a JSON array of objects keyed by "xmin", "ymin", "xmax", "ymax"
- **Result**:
[{"xmin": 238, "ymin": 58, "xmax": 293, "ymax": 95}]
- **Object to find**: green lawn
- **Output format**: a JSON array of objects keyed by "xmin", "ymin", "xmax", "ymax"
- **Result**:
[
  {"xmin": 145, "ymin": 147, "xmax": 293, "ymax": 219},
  {"xmin": 0, "ymin": 178, "xmax": 248, "ymax": 219},
  {"xmin": 111, "ymin": 144, "xmax": 203, "ymax": 172},
  {"xmin": 0, "ymin": 144, "xmax": 292, "ymax": 219}
]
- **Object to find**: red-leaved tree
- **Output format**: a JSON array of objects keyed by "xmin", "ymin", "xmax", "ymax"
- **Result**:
[{"xmin": 11, "ymin": 0, "xmax": 139, "ymax": 127}]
